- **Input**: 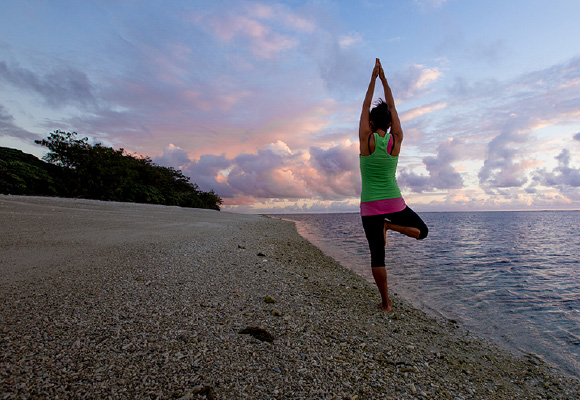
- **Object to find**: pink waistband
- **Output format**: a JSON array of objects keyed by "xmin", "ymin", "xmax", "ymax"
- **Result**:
[{"xmin": 360, "ymin": 197, "xmax": 406, "ymax": 216}]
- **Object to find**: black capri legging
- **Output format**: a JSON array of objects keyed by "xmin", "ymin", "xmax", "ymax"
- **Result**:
[{"xmin": 362, "ymin": 206, "xmax": 428, "ymax": 268}]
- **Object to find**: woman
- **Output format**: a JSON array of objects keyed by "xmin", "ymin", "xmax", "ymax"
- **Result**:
[{"xmin": 359, "ymin": 58, "xmax": 428, "ymax": 312}]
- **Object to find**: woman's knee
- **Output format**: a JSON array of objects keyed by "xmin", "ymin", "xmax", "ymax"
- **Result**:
[{"xmin": 418, "ymin": 225, "xmax": 428, "ymax": 240}]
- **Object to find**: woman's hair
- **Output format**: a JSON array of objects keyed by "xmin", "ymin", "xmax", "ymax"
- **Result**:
[{"xmin": 369, "ymin": 98, "xmax": 392, "ymax": 131}]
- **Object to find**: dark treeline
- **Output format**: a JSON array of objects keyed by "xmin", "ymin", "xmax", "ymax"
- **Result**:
[{"xmin": 0, "ymin": 130, "xmax": 222, "ymax": 210}]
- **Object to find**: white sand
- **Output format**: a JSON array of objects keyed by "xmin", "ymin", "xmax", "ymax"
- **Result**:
[{"xmin": 1, "ymin": 195, "xmax": 579, "ymax": 399}]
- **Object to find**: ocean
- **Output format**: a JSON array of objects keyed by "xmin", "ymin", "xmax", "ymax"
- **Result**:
[{"xmin": 271, "ymin": 211, "xmax": 580, "ymax": 378}]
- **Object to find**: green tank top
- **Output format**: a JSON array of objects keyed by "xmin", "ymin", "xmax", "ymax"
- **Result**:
[{"xmin": 359, "ymin": 132, "xmax": 402, "ymax": 202}]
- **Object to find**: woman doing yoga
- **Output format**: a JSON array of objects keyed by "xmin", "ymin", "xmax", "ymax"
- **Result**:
[{"xmin": 359, "ymin": 58, "xmax": 428, "ymax": 312}]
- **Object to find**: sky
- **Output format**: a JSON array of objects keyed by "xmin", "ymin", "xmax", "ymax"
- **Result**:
[{"xmin": 1, "ymin": 0, "xmax": 579, "ymax": 213}]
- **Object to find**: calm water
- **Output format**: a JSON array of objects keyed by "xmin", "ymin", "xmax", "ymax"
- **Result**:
[{"xmin": 272, "ymin": 211, "xmax": 580, "ymax": 378}]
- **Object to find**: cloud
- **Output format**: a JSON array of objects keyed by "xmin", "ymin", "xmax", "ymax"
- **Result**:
[
  {"xmin": 310, "ymin": 144, "xmax": 357, "ymax": 175},
  {"xmin": 534, "ymin": 149, "xmax": 580, "ymax": 189},
  {"xmin": 208, "ymin": 14, "xmax": 297, "ymax": 59},
  {"xmin": 0, "ymin": 61, "xmax": 96, "ymax": 108},
  {"xmin": 339, "ymin": 33, "xmax": 362, "ymax": 49},
  {"xmin": 228, "ymin": 148, "xmax": 310, "ymax": 199},
  {"xmin": 248, "ymin": 2, "xmax": 315, "ymax": 33},
  {"xmin": 185, "ymin": 153, "xmax": 236, "ymax": 198},
  {"xmin": 62, "ymin": 48, "xmax": 579, "ymax": 210},
  {"xmin": 400, "ymin": 101, "xmax": 446, "ymax": 122},
  {"xmin": 153, "ymin": 144, "xmax": 191, "ymax": 169},
  {"xmin": 574, "ymin": 132, "xmax": 580, "ymax": 141},
  {"xmin": 392, "ymin": 64, "xmax": 443, "ymax": 101},
  {"xmin": 0, "ymin": 105, "xmax": 38, "ymax": 141},
  {"xmin": 478, "ymin": 115, "xmax": 531, "ymax": 190},
  {"xmin": 398, "ymin": 138, "xmax": 464, "ymax": 192},
  {"xmin": 304, "ymin": 30, "xmax": 366, "ymax": 95},
  {"xmin": 182, "ymin": 143, "xmax": 309, "ymax": 201},
  {"xmin": 201, "ymin": 1, "xmax": 317, "ymax": 60},
  {"xmin": 265, "ymin": 140, "xmax": 293, "ymax": 156},
  {"xmin": 160, "ymin": 139, "xmax": 360, "ymax": 205},
  {"xmin": 473, "ymin": 57, "xmax": 580, "ymax": 192}
]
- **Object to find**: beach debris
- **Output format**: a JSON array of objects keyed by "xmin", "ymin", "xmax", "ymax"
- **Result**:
[
  {"xmin": 271, "ymin": 309, "xmax": 283, "ymax": 317},
  {"xmin": 239, "ymin": 326, "xmax": 275, "ymax": 342},
  {"xmin": 176, "ymin": 334, "xmax": 189, "ymax": 343},
  {"xmin": 178, "ymin": 385, "xmax": 215, "ymax": 400},
  {"xmin": 238, "ymin": 244, "xmax": 246, "ymax": 249},
  {"xmin": 257, "ymin": 252, "xmax": 266, "ymax": 257},
  {"xmin": 264, "ymin": 296, "xmax": 276, "ymax": 304}
]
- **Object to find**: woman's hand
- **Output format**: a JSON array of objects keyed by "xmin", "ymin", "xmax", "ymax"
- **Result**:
[
  {"xmin": 372, "ymin": 58, "xmax": 380, "ymax": 79},
  {"xmin": 378, "ymin": 61, "xmax": 386, "ymax": 82}
]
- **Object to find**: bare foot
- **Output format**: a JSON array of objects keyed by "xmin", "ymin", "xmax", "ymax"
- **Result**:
[{"xmin": 377, "ymin": 298, "xmax": 392, "ymax": 312}]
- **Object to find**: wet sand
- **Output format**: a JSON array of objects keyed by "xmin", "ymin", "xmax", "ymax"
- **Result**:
[{"xmin": 1, "ymin": 195, "xmax": 579, "ymax": 399}]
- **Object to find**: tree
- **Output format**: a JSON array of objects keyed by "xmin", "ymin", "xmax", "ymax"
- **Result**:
[
  {"xmin": 0, "ymin": 147, "xmax": 66, "ymax": 196},
  {"xmin": 35, "ymin": 130, "xmax": 90, "ymax": 169},
  {"xmin": 33, "ymin": 130, "xmax": 222, "ymax": 210}
]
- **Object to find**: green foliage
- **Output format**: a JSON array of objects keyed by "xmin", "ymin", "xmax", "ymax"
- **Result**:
[
  {"xmin": 0, "ymin": 147, "xmax": 66, "ymax": 196},
  {"xmin": 34, "ymin": 130, "xmax": 90, "ymax": 169},
  {"xmin": 0, "ymin": 130, "xmax": 222, "ymax": 211}
]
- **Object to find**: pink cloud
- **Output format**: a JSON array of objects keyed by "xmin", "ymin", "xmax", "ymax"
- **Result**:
[
  {"xmin": 400, "ymin": 101, "xmax": 447, "ymax": 122},
  {"xmin": 247, "ymin": 2, "xmax": 315, "ymax": 33},
  {"xmin": 154, "ymin": 138, "xmax": 362, "ymax": 207},
  {"xmin": 392, "ymin": 63, "xmax": 444, "ymax": 101},
  {"xmin": 207, "ymin": 14, "xmax": 297, "ymax": 59}
]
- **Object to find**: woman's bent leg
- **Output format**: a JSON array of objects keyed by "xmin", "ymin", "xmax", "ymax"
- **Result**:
[
  {"xmin": 385, "ymin": 222, "xmax": 420, "ymax": 239},
  {"xmin": 385, "ymin": 206, "xmax": 428, "ymax": 240}
]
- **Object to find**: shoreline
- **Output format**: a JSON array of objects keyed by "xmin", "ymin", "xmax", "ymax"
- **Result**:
[
  {"xmin": 1, "ymin": 195, "xmax": 579, "ymax": 399},
  {"xmin": 274, "ymin": 212, "xmax": 580, "ymax": 380}
]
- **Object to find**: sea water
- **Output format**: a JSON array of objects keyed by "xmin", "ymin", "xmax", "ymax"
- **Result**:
[{"xmin": 271, "ymin": 211, "xmax": 580, "ymax": 378}]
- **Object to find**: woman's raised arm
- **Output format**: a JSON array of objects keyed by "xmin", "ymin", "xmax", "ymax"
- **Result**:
[
  {"xmin": 379, "ymin": 62, "xmax": 403, "ymax": 150},
  {"xmin": 359, "ymin": 59, "xmax": 380, "ymax": 154}
]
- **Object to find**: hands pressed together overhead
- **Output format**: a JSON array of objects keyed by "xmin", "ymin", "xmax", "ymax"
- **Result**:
[
  {"xmin": 360, "ymin": 57, "xmax": 402, "ymax": 156},
  {"xmin": 373, "ymin": 58, "xmax": 386, "ymax": 82}
]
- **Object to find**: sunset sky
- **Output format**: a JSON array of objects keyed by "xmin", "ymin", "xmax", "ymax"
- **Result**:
[{"xmin": 1, "ymin": 0, "xmax": 579, "ymax": 213}]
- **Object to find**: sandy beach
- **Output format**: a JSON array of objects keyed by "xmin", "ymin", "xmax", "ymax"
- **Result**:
[{"xmin": 1, "ymin": 195, "xmax": 579, "ymax": 399}]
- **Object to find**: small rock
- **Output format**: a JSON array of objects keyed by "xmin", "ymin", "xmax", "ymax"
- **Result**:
[
  {"xmin": 257, "ymin": 252, "xmax": 266, "ymax": 257},
  {"xmin": 271, "ymin": 310, "xmax": 283, "ymax": 316},
  {"xmin": 264, "ymin": 296, "xmax": 276, "ymax": 304},
  {"xmin": 239, "ymin": 326, "xmax": 275, "ymax": 343}
]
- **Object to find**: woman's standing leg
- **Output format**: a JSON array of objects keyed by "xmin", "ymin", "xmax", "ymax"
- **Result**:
[
  {"xmin": 362, "ymin": 215, "xmax": 392, "ymax": 311},
  {"xmin": 372, "ymin": 266, "xmax": 392, "ymax": 311}
]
